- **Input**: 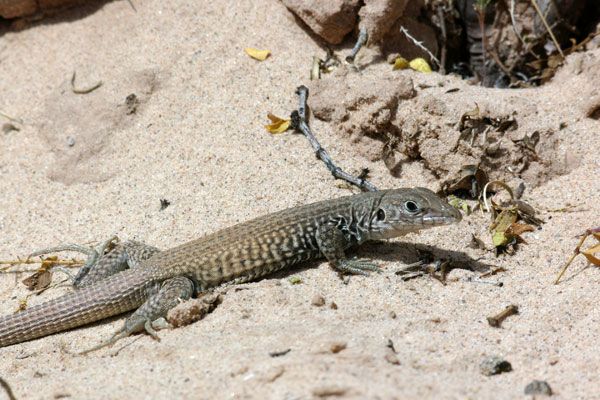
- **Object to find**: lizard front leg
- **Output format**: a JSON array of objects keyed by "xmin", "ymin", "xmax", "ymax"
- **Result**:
[{"xmin": 316, "ymin": 222, "xmax": 380, "ymax": 275}]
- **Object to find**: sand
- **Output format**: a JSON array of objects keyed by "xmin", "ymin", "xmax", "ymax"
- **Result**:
[{"xmin": 1, "ymin": 1, "xmax": 600, "ymax": 399}]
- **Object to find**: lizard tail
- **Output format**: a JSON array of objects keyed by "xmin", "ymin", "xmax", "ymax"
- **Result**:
[{"xmin": 0, "ymin": 269, "xmax": 156, "ymax": 348}]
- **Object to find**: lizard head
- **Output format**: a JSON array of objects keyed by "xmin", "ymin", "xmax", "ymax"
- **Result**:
[{"xmin": 366, "ymin": 187, "xmax": 462, "ymax": 240}]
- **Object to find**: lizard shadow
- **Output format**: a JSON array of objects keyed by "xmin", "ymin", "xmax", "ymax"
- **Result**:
[
  {"xmin": 70, "ymin": 240, "xmax": 489, "ymax": 347},
  {"xmin": 267, "ymin": 239, "xmax": 491, "ymax": 280},
  {"xmin": 359, "ymin": 240, "xmax": 492, "ymax": 273}
]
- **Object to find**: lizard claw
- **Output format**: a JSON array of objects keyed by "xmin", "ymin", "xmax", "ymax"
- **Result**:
[{"xmin": 77, "ymin": 315, "xmax": 151, "ymax": 355}]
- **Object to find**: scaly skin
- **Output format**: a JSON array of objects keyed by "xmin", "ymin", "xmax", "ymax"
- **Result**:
[{"xmin": 0, "ymin": 188, "xmax": 461, "ymax": 350}]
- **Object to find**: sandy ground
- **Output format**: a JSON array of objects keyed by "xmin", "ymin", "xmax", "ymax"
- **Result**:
[{"xmin": 1, "ymin": 1, "xmax": 600, "ymax": 399}]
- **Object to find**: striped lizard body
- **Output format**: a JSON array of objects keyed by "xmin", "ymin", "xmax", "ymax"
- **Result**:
[{"xmin": 0, "ymin": 188, "xmax": 461, "ymax": 351}]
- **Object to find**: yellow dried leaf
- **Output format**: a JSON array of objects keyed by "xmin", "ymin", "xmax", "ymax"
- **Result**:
[
  {"xmin": 492, "ymin": 231, "xmax": 507, "ymax": 247},
  {"xmin": 265, "ymin": 113, "xmax": 290, "ymax": 134},
  {"xmin": 409, "ymin": 58, "xmax": 432, "ymax": 73},
  {"xmin": 392, "ymin": 58, "xmax": 409, "ymax": 71},
  {"xmin": 245, "ymin": 48, "xmax": 270, "ymax": 61},
  {"xmin": 447, "ymin": 197, "xmax": 470, "ymax": 215},
  {"xmin": 490, "ymin": 209, "xmax": 518, "ymax": 233},
  {"xmin": 266, "ymin": 113, "xmax": 284, "ymax": 123},
  {"xmin": 581, "ymin": 243, "xmax": 600, "ymax": 266}
]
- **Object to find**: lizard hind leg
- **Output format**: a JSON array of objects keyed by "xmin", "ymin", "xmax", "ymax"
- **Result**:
[
  {"xmin": 32, "ymin": 237, "xmax": 161, "ymax": 287},
  {"xmin": 77, "ymin": 241, "xmax": 161, "ymax": 287},
  {"xmin": 30, "ymin": 236, "xmax": 119, "ymax": 285},
  {"xmin": 78, "ymin": 276, "xmax": 194, "ymax": 354}
]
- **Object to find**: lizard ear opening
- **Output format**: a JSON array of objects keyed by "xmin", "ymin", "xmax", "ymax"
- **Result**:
[{"xmin": 376, "ymin": 209, "xmax": 386, "ymax": 221}]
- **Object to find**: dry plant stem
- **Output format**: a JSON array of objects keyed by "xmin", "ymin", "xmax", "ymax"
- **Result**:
[
  {"xmin": 509, "ymin": 0, "xmax": 527, "ymax": 48},
  {"xmin": 0, "ymin": 259, "xmax": 83, "ymax": 268},
  {"xmin": 346, "ymin": 27, "xmax": 368, "ymax": 63},
  {"xmin": 0, "ymin": 109, "xmax": 21, "ymax": 123},
  {"xmin": 553, "ymin": 227, "xmax": 600, "ymax": 284},
  {"xmin": 399, "ymin": 26, "xmax": 440, "ymax": 68},
  {"xmin": 484, "ymin": 41, "xmax": 515, "ymax": 84},
  {"xmin": 292, "ymin": 86, "xmax": 378, "ymax": 192},
  {"xmin": 71, "ymin": 71, "xmax": 103, "ymax": 94},
  {"xmin": 127, "ymin": 0, "xmax": 137, "ymax": 12},
  {"xmin": 482, "ymin": 181, "xmax": 515, "ymax": 213},
  {"xmin": 436, "ymin": 4, "xmax": 447, "ymax": 74},
  {"xmin": 473, "ymin": 3, "xmax": 488, "ymax": 83},
  {"xmin": 487, "ymin": 304, "xmax": 518, "ymax": 327},
  {"xmin": 530, "ymin": 0, "xmax": 564, "ymax": 58}
]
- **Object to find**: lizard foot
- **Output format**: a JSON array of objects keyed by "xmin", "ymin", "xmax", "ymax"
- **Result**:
[
  {"xmin": 30, "ymin": 236, "xmax": 119, "ymax": 286},
  {"xmin": 336, "ymin": 258, "xmax": 381, "ymax": 275}
]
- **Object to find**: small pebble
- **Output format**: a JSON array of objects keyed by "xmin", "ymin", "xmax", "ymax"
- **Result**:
[
  {"xmin": 311, "ymin": 295, "xmax": 325, "ymax": 307},
  {"xmin": 313, "ymin": 385, "xmax": 348, "ymax": 397},
  {"xmin": 384, "ymin": 349, "xmax": 400, "ymax": 365},
  {"xmin": 2, "ymin": 123, "xmax": 18, "ymax": 133},
  {"xmin": 125, "ymin": 93, "xmax": 139, "ymax": 114},
  {"xmin": 330, "ymin": 342, "xmax": 347, "ymax": 353},
  {"xmin": 524, "ymin": 380, "xmax": 552, "ymax": 396},
  {"xmin": 480, "ymin": 355, "xmax": 512, "ymax": 376}
]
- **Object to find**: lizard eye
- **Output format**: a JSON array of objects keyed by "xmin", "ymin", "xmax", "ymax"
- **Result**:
[
  {"xmin": 404, "ymin": 201, "xmax": 419, "ymax": 213},
  {"xmin": 376, "ymin": 209, "xmax": 386, "ymax": 221}
]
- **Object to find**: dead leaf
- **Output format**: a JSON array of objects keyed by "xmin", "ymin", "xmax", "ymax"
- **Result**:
[
  {"xmin": 581, "ymin": 241, "xmax": 600, "ymax": 266},
  {"xmin": 409, "ymin": 58, "xmax": 432, "ymax": 73},
  {"xmin": 311, "ymin": 56, "xmax": 321, "ymax": 80},
  {"xmin": 22, "ymin": 255, "xmax": 58, "ymax": 291},
  {"xmin": 265, "ymin": 113, "xmax": 290, "ymax": 134},
  {"xmin": 22, "ymin": 270, "xmax": 52, "ymax": 291},
  {"xmin": 448, "ymin": 196, "xmax": 470, "ymax": 215},
  {"xmin": 392, "ymin": 58, "xmax": 409, "ymax": 70},
  {"xmin": 245, "ymin": 48, "xmax": 270, "ymax": 61},
  {"xmin": 490, "ymin": 208, "xmax": 519, "ymax": 248},
  {"xmin": 555, "ymin": 229, "xmax": 600, "ymax": 284},
  {"xmin": 442, "ymin": 164, "xmax": 489, "ymax": 198},
  {"xmin": 508, "ymin": 222, "xmax": 534, "ymax": 236}
]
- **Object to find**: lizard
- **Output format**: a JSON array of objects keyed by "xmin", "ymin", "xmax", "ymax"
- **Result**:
[{"xmin": 0, "ymin": 188, "xmax": 461, "ymax": 352}]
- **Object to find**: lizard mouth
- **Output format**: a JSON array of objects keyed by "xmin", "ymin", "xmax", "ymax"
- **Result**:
[
  {"xmin": 390, "ymin": 206, "xmax": 462, "ymax": 235},
  {"xmin": 423, "ymin": 206, "xmax": 463, "ymax": 226},
  {"xmin": 370, "ymin": 208, "xmax": 462, "ymax": 240}
]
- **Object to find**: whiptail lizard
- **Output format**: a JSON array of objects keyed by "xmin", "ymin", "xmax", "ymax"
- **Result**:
[{"xmin": 0, "ymin": 188, "xmax": 461, "ymax": 352}]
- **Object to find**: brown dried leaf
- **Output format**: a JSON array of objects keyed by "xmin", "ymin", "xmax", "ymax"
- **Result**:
[
  {"xmin": 508, "ymin": 222, "xmax": 534, "ymax": 236},
  {"xmin": 581, "ymin": 243, "xmax": 600, "ymax": 266},
  {"xmin": 460, "ymin": 104, "xmax": 480, "ymax": 126},
  {"xmin": 22, "ymin": 270, "xmax": 52, "ymax": 291},
  {"xmin": 442, "ymin": 164, "xmax": 489, "ymax": 198}
]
